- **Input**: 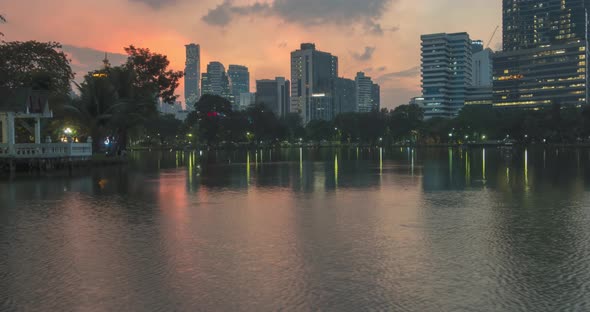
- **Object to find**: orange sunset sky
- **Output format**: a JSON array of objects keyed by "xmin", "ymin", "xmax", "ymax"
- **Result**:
[{"xmin": 1, "ymin": 0, "xmax": 501, "ymax": 109}]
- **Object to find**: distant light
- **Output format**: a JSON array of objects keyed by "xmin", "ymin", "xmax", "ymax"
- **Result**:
[{"xmin": 312, "ymin": 93, "xmax": 326, "ymax": 97}]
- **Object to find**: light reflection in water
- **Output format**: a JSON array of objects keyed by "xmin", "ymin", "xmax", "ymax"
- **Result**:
[
  {"xmin": 482, "ymin": 148, "xmax": 486, "ymax": 182},
  {"xmin": 247, "ymin": 151, "xmax": 251, "ymax": 184},
  {"xmin": 3, "ymin": 148, "xmax": 590, "ymax": 311},
  {"xmin": 334, "ymin": 154, "xmax": 339, "ymax": 187},
  {"xmin": 524, "ymin": 149, "xmax": 529, "ymax": 189},
  {"xmin": 379, "ymin": 148, "xmax": 383, "ymax": 175}
]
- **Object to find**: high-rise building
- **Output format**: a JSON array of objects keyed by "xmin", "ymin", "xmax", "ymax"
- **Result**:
[
  {"xmin": 471, "ymin": 40, "xmax": 484, "ymax": 54},
  {"xmin": 255, "ymin": 77, "xmax": 290, "ymax": 117},
  {"xmin": 371, "ymin": 83, "xmax": 381, "ymax": 111},
  {"xmin": 239, "ymin": 92, "xmax": 256, "ymax": 110},
  {"xmin": 228, "ymin": 65, "xmax": 250, "ymax": 110},
  {"xmin": 184, "ymin": 44, "xmax": 200, "ymax": 110},
  {"xmin": 201, "ymin": 62, "xmax": 231, "ymax": 102},
  {"xmin": 332, "ymin": 77, "xmax": 356, "ymax": 116},
  {"xmin": 493, "ymin": 0, "xmax": 590, "ymax": 108},
  {"xmin": 291, "ymin": 43, "xmax": 338, "ymax": 124},
  {"xmin": 356, "ymin": 72, "xmax": 375, "ymax": 112},
  {"xmin": 472, "ymin": 48, "xmax": 493, "ymax": 87},
  {"xmin": 467, "ymin": 44, "xmax": 494, "ymax": 106},
  {"xmin": 421, "ymin": 32, "xmax": 473, "ymax": 118}
]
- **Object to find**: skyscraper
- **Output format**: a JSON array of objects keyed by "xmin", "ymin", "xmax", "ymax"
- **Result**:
[
  {"xmin": 493, "ymin": 0, "xmax": 589, "ymax": 108},
  {"xmin": 371, "ymin": 83, "xmax": 381, "ymax": 111},
  {"xmin": 291, "ymin": 43, "xmax": 338, "ymax": 124},
  {"xmin": 356, "ymin": 72, "xmax": 374, "ymax": 113},
  {"xmin": 255, "ymin": 77, "xmax": 290, "ymax": 117},
  {"xmin": 201, "ymin": 62, "xmax": 231, "ymax": 102},
  {"xmin": 228, "ymin": 65, "xmax": 250, "ymax": 110},
  {"xmin": 421, "ymin": 32, "xmax": 473, "ymax": 118},
  {"xmin": 184, "ymin": 44, "xmax": 200, "ymax": 110},
  {"xmin": 332, "ymin": 77, "xmax": 356, "ymax": 116}
]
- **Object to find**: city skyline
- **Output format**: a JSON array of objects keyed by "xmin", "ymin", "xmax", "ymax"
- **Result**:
[{"xmin": 1, "ymin": 0, "xmax": 501, "ymax": 109}]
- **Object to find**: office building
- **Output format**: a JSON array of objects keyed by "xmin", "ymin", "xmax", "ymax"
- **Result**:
[
  {"xmin": 332, "ymin": 77, "xmax": 356, "ymax": 116},
  {"xmin": 228, "ymin": 65, "xmax": 250, "ymax": 110},
  {"xmin": 239, "ymin": 92, "xmax": 255, "ymax": 110},
  {"xmin": 184, "ymin": 44, "xmax": 200, "ymax": 110},
  {"xmin": 355, "ymin": 72, "xmax": 375, "ymax": 113},
  {"xmin": 201, "ymin": 62, "xmax": 231, "ymax": 102},
  {"xmin": 372, "ymin": 83, "xmax": 381, "ymax": 111},
  {"xmin": 493, "ymin": 0, "xmax": 589, "ymax": 108},
  {"xmin": 309, "ymin": 93, "xmax": 333, "ymax": 121},
  {"xmin": 421, "ymin": 32, "xmax": 473, "ymax": 118},
  {"xmin": 255, "ymin": 77, "xmax": 290, "ymax": 117},
  {"xmin": 291, "ymin": 43, "xmax": 338, "ymax": 123},
  {"xmin": 467, "ymin": 45, "xmax": 494, "ymax": 106}
]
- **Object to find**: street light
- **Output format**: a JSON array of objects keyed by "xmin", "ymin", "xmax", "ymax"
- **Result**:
[
  {"xmin": 64, "ymin": 128, "xmax": 73, "ymax": 135},
  {"xmin": 482, "ymin": 135, "xmax": 487, "ymax": 140}
]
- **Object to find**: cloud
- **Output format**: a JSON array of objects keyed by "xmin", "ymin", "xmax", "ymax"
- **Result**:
[
  {"xmin": 61, "ymin": 45, "xmax": 127, "ymax": 81},
  {"xmin": 377, "ymin": 66, "xmax": 420, "ymax": 82},
  {"xmin": 352, "ymin": 46, "xmax": 376, "ymax": 61},
  {"xmin": 128, "ymin": 0, "xmax": 179, "ymax": 9},
  {"xmin": 202, "ymin": 0, "xmax": 395, "ymax": 35}
]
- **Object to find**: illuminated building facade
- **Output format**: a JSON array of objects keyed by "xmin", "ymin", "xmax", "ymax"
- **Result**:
[
  {"xmin": 493, "ymin": 0, "xmax": 590, "ymax": 108},
  {"xmin": 421, "ymin": 32, "xmax": 473, "ymax": 118},
  {"xmin": 228, "ymin": 65, "xmax": 250, "ymax": 111},
  {"xmin": 356, "ymin": 72, "xmax": 374, "ymax": 113},
  {"xmin": 290, "ymin": 43, "xmax": 338, "ymax": 124},
  {"xmin": 201, "ymin": 62, "xmax": 232, "ymax": 102}
]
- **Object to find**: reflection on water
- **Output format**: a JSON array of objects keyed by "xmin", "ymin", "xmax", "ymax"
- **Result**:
[{"xmin": 2, "ymin": 147, "xmax": 590, "ymax": 311}]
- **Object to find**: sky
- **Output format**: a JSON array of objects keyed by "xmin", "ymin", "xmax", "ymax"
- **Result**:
[{"xmin": 1, "ymin": 0, "xmax": 501, "ymax": 109}]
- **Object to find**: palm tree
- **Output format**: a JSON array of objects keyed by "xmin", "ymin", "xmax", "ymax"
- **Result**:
[{"xmin": 63, "ymin": 66, "xmax": 158, "ymax": 152}]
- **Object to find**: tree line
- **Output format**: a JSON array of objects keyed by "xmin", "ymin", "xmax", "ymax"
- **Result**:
[{"xmin": 4, "ymin": 39, "xmax": 590, "ymax": 153}]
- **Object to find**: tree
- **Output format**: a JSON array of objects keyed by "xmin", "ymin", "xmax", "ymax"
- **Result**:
[
  {"xmin": 186, "ymin": 94, "xmax": 233, "ymax": 146},
  {"xmin": 123, "ymin": 45, "xmax": 183, "ymax": 104},
  {"xmin": 245, "ymin": 104, "xmax": 282, "ymax": 142},
  {"xmin": 0, "ymin": 41, "xmax": 74, "ymax": 95},
  {"xmin": 280, "ymin": 113, "xmax": 304, "ymax": 142},
  {"xmin": 389, "ymin": 104, "xmax": 424, "ymax": 142}
]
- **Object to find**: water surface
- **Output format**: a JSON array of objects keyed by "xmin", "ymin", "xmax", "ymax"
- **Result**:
[{"xmin": 2, "ymin": 148, "xmax": 590, "ymax": 311}]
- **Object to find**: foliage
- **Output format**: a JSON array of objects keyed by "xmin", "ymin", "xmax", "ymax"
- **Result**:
[
  {"xmin": 123, "ymin": 45, "xmax": 183, "ymax": 104},
  {"xmin": 0, "ymin": 41, "xmax": 74, "ymax": 95},
  {"xmin": 59, "ymin": 45, "xmax": 183, "ymax": 150}
]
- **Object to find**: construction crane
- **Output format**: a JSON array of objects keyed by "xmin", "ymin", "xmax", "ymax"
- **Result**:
[{"xmin": 486, "ymin": 25, "xmax": 500, "ymax": 49}]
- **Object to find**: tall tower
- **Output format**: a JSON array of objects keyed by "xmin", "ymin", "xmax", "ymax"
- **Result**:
[
  {"xmin": 202, "ymin": 62, "xmax": 231, "ymax": 101},
  {"xmin": 228, "ymin": 65, "xmax": 250, "ymax": 110},
  {"xmin": 290, "ymin": 43, "xmax": 338, "ymax": 124},
  {"xmin": 184, "ymin": 44, "xmax": 200, "ymax": 110},
  {"xmin": 421, "ymin": 32, "xmax": 473, "ymax": 119},
  {"xmin": 355, "ymin": 72, "xmax": 374, "ymax": 113}
]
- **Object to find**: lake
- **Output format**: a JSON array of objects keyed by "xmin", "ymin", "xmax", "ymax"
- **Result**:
[{"xmin": 1, "ymin": 147, "xmax": 590, "ymax": 311}]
